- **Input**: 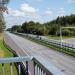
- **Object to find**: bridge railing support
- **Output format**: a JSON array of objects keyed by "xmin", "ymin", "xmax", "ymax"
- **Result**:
[{"xmin": 0, "ymin": 56, "xmax": 66, "ymax": 75}]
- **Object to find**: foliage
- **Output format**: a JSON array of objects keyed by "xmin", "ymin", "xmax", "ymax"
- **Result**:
[
  {"xmin": 0, "ymin": 33, "xmax": 18, "ymax": 75},
  {"xmin": 7, "ymin": 14, "xmax": 75, "ymax": 36},
  {"xmin": 0, "ymin": 12, "xmax": 6, "ymax": 33}
]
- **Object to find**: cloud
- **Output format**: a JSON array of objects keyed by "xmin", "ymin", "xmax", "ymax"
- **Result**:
[
  {"xmin": 5, "ymin": 8, "xmax": 25, "ymax": 17},
  {"xmin": 4, "ymin": 3, "xmax": 45, "ymax": 28},
  {"xmin": 13, "ymin": 10, "xmax": 25, "ymax": 17},
  {"xmin": 20, "ymin": 3, "xmax": 37, "ymax": 14},
  {"xmin": 45, "ymin": 9, "xmax": 53, "ymax": 16},
  {"xmin": 67, "ymin": 0, "xmax": 75, "ymax": 3},
  {"xmin": 58, "ymin": 8, "xmax": 65, "ymax": 16},
  {"xmin": 4, "ymin": 7, "xmax": 43, "ymax": 28}
]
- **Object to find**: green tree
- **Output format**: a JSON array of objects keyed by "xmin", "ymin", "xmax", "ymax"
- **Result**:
[{"xmin": 0, "ymin": 12, "xmax": 5, "ymax": 33}]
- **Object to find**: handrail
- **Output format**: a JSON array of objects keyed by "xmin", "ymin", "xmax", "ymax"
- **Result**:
[
  {"xmin": 14, "ymin": 32, "xmax": 75, "ymax": 57},
  {"xmin": 0, "ymin": 56, "xmax": 33, "ymax": 63},
  {"xmin": 33, "ymin": 56, "xmax": 66, "ymax": 75},
  {"xmin": 0, "ymin": 56, "xmax": 66, "ymax": 75}
]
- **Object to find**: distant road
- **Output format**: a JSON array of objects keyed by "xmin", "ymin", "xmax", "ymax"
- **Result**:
[{"xmin": 4, "ymin": 32, "xmax": 75, "ymax": 75}]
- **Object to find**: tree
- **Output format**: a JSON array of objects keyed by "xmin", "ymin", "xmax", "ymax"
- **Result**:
[
  {"xmin": 0, "ymin": 12, "xmax": 5, "ymax": 33},
  {"xmin": 21, "ymin": 22, "xmax": 28, "ymax": 33},
  {"xmin": 11, "ymin": 25, "xmax": 19, "ymax": 32}
]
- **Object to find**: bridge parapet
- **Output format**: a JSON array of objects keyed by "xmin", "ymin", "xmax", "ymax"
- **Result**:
[{"xmin": 0, "ymin": 56, "xmax": 66, "ymax": 75}]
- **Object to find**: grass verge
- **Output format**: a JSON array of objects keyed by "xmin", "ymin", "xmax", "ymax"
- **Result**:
[{"xmin": 0, "ymin": 33, "xmax": 18, "ymax": 75}]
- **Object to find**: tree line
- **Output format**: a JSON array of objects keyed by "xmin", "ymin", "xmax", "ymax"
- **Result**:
[{"xmin": 7, "ymin": 14, "xmax": 75, "ymax": 36}]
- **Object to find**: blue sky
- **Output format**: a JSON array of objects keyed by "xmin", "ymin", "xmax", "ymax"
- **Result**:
[{"xmin": 4, "ymin": 0, "xmax": 75, "ymax": 28}]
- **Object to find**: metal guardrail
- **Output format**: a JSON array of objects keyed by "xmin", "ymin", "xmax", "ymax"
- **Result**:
[
  {"xmin": 0, "ymin": 56, "xmax": 32, "ymax": 75},
  {"xmin": 13, "ymin": 32, "xmax": 75, "ymax": 57},
  {"xmin": 14, "ymin": 32, "xmax": 75, "ymax": 51},
  {"xmin": 0, "ymin": 56, "xmax": 66, "ymax": 75}
]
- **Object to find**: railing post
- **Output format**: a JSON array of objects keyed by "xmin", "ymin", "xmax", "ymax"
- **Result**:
[
  {"xmin": 38, "ymin": 66, "xmax": 40, "ymax": 75},
  {"xmin": 18, "ymin": 63, "xmax": 21, "ymax": 75},
  {"xmin": 33, "ymin": 62, "xmax": 36, "ymax": 75},
  {"xmin": 26, "ymin": 61, "xmax": 29, "ymax": 75},
  {"xmin": 36, "ymin": 65, "xmax": 38, "ymax": 75},
  {"xmin": 10, "ymin": 63, "xmax": 13, "ymax": 75},
  {"xmin": 39, "ymin": 68, "xmax": 41, "ymax": 75},
  {"xmin": 44, "ymin": 72, "xmax": 46, "ymax": 75},
  {"xmin": 41, "ymin": 70, "xmax": 44, "ymax": 75},
  {"xmin": 2, "ymin": 63, "xmax": 4, "ymax": 75}
]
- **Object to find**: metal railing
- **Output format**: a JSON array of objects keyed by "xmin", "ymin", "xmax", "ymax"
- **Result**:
[
  {"xmin": 0, "ymin": 56, "xmax": 65, "ymax": 75},
  {"xmin": 15, "ymin": 32, "xmax": 75, "ymax": 50},
  {"xmin": 13, "ymin": 32, "xmax": 75, "ymax": 57}
]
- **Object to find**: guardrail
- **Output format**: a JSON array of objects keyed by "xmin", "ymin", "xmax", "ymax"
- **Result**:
[
  {"xmin": 13, "ymin": 32, "xmax": 75, "ymax": 57},
  {"xmin": 0, "ymin": 56, "xmax": 65, "ymax": 75}
]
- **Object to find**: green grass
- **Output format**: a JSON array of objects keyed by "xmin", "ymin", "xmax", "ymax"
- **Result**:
[
  {"xmin": 0, "ymin": 40, "xmax": 13, "ymax": 57},
  {"xmin": 0, "ymin": 33, "xmax": 18, "ymax": 75}
]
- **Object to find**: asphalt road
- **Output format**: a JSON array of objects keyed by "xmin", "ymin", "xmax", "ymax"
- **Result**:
[{"xmin": 4, "ymin": 32, "xmax": 75, "ymax": 75}]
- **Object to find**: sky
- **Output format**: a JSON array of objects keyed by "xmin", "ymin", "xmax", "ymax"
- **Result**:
[{"xmin": 4, "ymin": 0, "xmax": 75, "ymax": 28}]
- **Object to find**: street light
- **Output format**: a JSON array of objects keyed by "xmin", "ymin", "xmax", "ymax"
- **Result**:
[
  {"xmin": 60, "ymin": 27, "xmax": 62, "ymax": 48},
  {"xmin": 60, "ymin": 26, "xmax": 75, "ymax": 49}
]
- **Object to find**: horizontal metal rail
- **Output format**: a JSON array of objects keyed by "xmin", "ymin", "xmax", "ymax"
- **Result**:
[
  {"xmin": 14, "ymin": 32, "xmax": 75, "ymax": 56},
  {"xmin": 0, "ymin": 56, "xmax": 33, "ymax": 63},
  {"xmin": 14, "ymin": 32, "xmax": 75, "ymax": 49}
]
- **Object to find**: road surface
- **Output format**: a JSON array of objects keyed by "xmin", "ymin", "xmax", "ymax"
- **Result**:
[{"xmin": 4, "ymin": 32, "xmax": 75, "ymax": 75}]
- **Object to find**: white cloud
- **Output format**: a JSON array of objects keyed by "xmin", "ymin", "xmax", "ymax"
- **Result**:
[
  {"xmin": 45, "ymin": 9, "xmax": 53, "ymax": 16},
  {"xmin": 5, "ymin": 8, "xmax": 25, "ymax": 17},
  {"xmin": 13, "ymin": 10, "xmax": 25, "ymax": 17},
  {"xmin": 20, "ymin": 3, "xmax": 37, "ymax": 14},
  {"xmin": 67, "ymin": 0, "xmax": 75, "ymax": 3},
  {"xmin": 58, "ymin": 8, "xmax": 65, "ymax": 16},
  {"xmin": 4, "ymin": 4, "xmax": 46, "ymax": 28}
]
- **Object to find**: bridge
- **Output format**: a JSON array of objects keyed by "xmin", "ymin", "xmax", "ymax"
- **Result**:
[
  {"xmin": 0, "ymin": 56, "xmax": 65, "ymax": 75},
  {"xmin": 1, "ymin": 32, "xmax": 75, "ymax": 75}
]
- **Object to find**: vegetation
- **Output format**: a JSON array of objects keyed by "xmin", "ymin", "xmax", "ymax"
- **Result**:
[
  {"xmin": 7, "ymin": 14, "xmax": 75, "ymax": 36},
  {"xmin": 0, "ymin": 33, "xmax": 18, "ymax": 75},
  {"xmin": 0, "ymin": 12, "xmax": 6, "ymax": 33}
]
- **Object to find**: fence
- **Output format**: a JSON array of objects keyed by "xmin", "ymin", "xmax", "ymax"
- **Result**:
[
  {"xmin": 13, "ymin": 32, "xmax": 75, "ymax": 57},
  {"xmin": 0, "ymin": 56, "xmax": 65, "ymax": 75},
  {"xmin": 13, "ymin": 32, "xmax": 75, "ymax": 50}
]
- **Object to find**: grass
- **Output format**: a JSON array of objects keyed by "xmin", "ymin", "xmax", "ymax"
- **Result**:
[
  {"xmin": 46, "ymin": 35, "xmax": 75, "ymax": 40},
  {"xmin": 0, "ymin": 33, "xmax": 18, "ymax": 75},
  {"xmin": 0, "ymin": 50, "xmax": 4, "ymax": 57}
]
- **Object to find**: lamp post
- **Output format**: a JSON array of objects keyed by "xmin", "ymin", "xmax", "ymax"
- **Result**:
[
  {"xmin": 60, "ymin": 27, "xmax": 75, "ymax": 49},
  {"xmin": 44, "ymin": 24, "xmax": 45, "ymax": 36},
  {"xmin": 60, "ymin": 27, "xmax": 62, "ymax": 49}
]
